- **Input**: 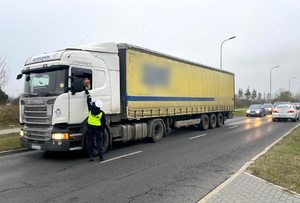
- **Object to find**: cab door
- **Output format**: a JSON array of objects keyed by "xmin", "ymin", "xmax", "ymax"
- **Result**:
[{"xmin": 68, "ymin": 67, "xmax": 92, "ymax": 124}]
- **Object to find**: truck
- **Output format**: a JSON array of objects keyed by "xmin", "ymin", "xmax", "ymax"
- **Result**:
[{"xmin": 17, "ymin": 42, "xmax": 234, "ymax": 155}]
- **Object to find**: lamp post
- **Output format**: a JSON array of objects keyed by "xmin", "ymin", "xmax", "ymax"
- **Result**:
[
  {"xmin": 270, "ymin": 66, "xmax": 279, "ymax": 102},
  {"xmin": 220, "ymin": 36, "xmax": 236, "ymax": 70},
  {"xmin": 289, "ymin": 77, "xmax": 295, "ymax": 102}
]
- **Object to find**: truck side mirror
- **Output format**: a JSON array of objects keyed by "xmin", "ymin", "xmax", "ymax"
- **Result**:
[
  {"xmin": 71, "ymin": 77, "xmax": 83, "ymax": 95},
  {"xmin": 16, "ymin": 74, "xmax": 23, "ymax": 80}
]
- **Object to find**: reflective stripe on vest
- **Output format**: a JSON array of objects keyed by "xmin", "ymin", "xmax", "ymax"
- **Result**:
[{"xmin": 88, "ymin": 111, "xmax": 102, "ymax": 126}]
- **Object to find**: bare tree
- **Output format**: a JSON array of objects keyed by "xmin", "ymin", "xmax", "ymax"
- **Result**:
[{"xmin": 0, "ymin": 55, "xmax": 11, "ymax": 89}]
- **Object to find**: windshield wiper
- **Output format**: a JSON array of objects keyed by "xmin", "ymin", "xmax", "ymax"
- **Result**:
[
  {"xmin": 37, "ymin": 92, "xmax": 57, "ymax": 96},
  {"xmin": 22, "ymin": 93, "xmax": 37, "ymax": 97}
]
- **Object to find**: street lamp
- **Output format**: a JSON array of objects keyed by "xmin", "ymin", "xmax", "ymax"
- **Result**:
[
  {"xmin": 220, "ymin": 36, "xmax": 236, "ymax": 70},
  {"xmin": 270, "ymin": 66, "xmax": 279, "ymax": 102},
  {"xmin": 289, "ymin": 77, "xmax": 295, "ymax": 102}
]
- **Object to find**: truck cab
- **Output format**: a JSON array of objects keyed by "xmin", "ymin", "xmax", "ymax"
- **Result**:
[{"xmin": 18, "ymin": 42, "xmax": 120, "ymax": 152}]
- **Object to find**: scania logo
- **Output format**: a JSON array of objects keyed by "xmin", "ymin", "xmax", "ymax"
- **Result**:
[{"xmin": 27, "ymin": 100, "xmax": 44, "ymax": 105}]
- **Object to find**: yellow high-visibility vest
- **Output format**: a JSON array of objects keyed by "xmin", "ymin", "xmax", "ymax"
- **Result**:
[{"xmin": 88, "ymin": 111, "xmax": 103, "ymax": 126}]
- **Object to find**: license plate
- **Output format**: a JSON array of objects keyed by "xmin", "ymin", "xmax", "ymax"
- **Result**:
[
  {"xmin": 279, "ymin": 115, "xmax": 286, "ymax": 117},
  {"xmin": 31, "ymin": 144, "xmax": 41, "ymax": 150}
]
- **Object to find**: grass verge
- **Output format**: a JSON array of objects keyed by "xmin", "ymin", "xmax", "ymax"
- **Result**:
[
  {"xmin": 246, "ymin": 126, "xmax": 300, "ymax": 194},
  {"xmin": 0, "ymin": 105, "xmax": 20, "ymax": 129},
  {"xmin": 233, "ymin": 109, "xmax": 246, "ymax": 116},
  {"xmin": 0, "ymin": 133, "xmax": 22, "ymax": 152}
]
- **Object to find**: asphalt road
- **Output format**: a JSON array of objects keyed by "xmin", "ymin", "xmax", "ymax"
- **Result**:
[{"xmin": 0, "ymin": 115, "xmax": 298, "ymax": 203}]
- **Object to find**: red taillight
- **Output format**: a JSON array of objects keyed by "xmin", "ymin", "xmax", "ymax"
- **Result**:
[
  {"xmin": 273, "ymin": 110, "xmax": 278, "ymax": 113},
  {"xmin": 287, "ymin": 110, "xmax": 295, "ymax": 113}
]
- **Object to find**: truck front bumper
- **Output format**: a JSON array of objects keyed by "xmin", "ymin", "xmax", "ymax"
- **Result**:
[{"xmin": 20, "ymin": 137, "xmax": 82, "ymax": 151}]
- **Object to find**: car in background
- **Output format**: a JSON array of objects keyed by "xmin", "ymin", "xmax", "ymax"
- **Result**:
[
  {"xmin": 292, "ymin": 102, "xmax": 300, "ymax": 109},
  {"xmin": 246, "ymin": 104, "xmax": 267, "ymax": 117},
  {"xmin": 273, "ymin": 101, "xmax": 284, "ymax": 108},
  {"xmin": 263, "ymin": 103, "xmax": 274, "ymax": 114},
  {"xmin": 272, "ymin": 104, "xmax": 299, "ymax": 122}
]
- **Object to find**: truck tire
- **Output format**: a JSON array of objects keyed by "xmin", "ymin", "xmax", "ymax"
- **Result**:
[
  {"xmin": 150, "ymin": 120, "xmax": 164, "ymax": 143},
  {"xmin": 216, "ymin": 113, "xmax": 223, "ymax": 127},
  {"xmin": 198, "ymin": 114, "xmax": 209, "ymax": 131},
  {"xmin": 85, "ymin": 128, "xmax": 109, "ymax": 156},
  {"xmin": 209, "ymin": 114, "xmax": 217, "ymax": 129}
]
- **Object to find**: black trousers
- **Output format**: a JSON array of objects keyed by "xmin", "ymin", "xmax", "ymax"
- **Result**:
[{"xmin": 87, "ymin": 128, "xmax": 103, "ymax": 158}]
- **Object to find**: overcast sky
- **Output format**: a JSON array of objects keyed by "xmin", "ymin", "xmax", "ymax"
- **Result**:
[{"xmin": 1, "ymin": 0, "xmax": 300, "ymax": 98}]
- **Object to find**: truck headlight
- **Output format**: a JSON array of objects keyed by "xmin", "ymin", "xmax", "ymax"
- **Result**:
[
  {"xmin": 52, "ymin": 133, "xmax": 69, "ymax": 140},
  {"xmin": 20, "ymin": 130, "xmax": 24, "ymax": 137},
  {"xmin": 255, "ymin": 110, "xmax": 260, "ymax": 114}
]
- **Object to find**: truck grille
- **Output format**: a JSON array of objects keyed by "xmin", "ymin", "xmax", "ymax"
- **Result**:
[
  {"xmin": 25, "ymin": 112, "xmax": 47, "ymax": 117},
  {"xmin": 24, "ymin": 106, "xmax": 50, "ymax": 124},
  {"xmin": 25, "ymin": 107, "xmax": 47, "ymax": 111},
  {"xmin": 25, "ymin": 118, "xmax": 49, "ymax": 123},
  {"xmin": 26, "ymin": 124, "xmax": 51, "ymax": 129},
  {"xmin": 25, "ymin": 131, "xmax": 51, "ymax": 141}
]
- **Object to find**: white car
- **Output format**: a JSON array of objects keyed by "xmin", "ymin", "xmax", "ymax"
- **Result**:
[{"xmin": 272, "ymin": 104, "xmax": 299, "ymax": 122}]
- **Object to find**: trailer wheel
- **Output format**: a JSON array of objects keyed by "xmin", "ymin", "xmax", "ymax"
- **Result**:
[
  {"xmin": 198, "ymin": 114, "xmax": 209, "ymax": 131},
  {"xmin": 209, "ymin": 114, "xmax": 217, "ymax": 129},
  {"xmin": 150, "ymin": 120, "xmax": 164, "ymax": 142},
  {"xmin": 85, "ymin": 128, "xmax": 109, "ymax": 156},
  {"xmin": 216, "ymin": 113, "xmax": 224, "ymax": 127}
]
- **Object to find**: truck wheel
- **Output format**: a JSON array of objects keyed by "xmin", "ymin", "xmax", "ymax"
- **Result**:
[
  {"xmin": 85, "ymin": 128, "xmax": 109, "ymax": 156},
  {"xmin": 102, "ymin": 128, "xmax": 109, "ymax": 153},
  {"xmin": 198, "ymin": 114, "xmax": 209, "ymax": 131},
  {"xmin": 209, "ymin": 114, "xmax": 217, "ymax": 129},
  {"xmin": 216, "ymin": 113, "xmax": 224, "ymax": 127},
  {"xmin": 150, "ymin": 120, "xmax": 164, "ymax": 143}
]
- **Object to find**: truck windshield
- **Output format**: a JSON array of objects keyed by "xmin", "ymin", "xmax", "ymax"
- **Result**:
[{"xmin": 24, "ymin": 68, "xmax": 68, "ymax": 96}]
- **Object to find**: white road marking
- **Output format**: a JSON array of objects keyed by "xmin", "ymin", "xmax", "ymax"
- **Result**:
[
  {"xmin": 189, "ymin": 134, "xmax": 206, "ymax": 140},
  {"xmin": 228, "ymin": 125, "xmax": 238, "ymax": 129},
  {"xmin": 250, "ymin": 121, "xmax": 255, "ymax": 124},
  {"xmin": 100, "ymin": 151, "xmax": 142, "ymax": 164}
]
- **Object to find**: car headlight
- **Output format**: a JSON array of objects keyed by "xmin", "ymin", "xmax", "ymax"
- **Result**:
[
  {"xmin": 255, "ymin": 110, "xmax": 260, "ymax": 114},
  {"xmin": 247, "ymin": 110, "xmax": 250, "ymax": 113},
  {"xmin": 52, "ymin": 133, "xmax": 69, "ymax": 140},
  {"xmin": 20, "ymin": 130, "xmax": 24, "ymax": 137}
]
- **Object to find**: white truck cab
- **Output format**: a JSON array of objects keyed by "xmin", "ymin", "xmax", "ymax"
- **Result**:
[{"xmin": 18, "ymin": 42, "xmax": 120, "ymax": 151}]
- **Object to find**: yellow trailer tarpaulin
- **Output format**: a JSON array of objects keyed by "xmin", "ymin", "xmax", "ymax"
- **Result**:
[{"xmin": 125, "ymin": 49, "xmax": 234, "ymax": 119}]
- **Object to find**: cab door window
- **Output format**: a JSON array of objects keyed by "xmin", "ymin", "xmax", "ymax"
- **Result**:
[{"xmin": 71, "ymin": 68, "xmax": 93, "ymax": 90}]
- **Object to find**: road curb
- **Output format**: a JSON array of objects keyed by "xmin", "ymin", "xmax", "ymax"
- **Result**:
[
  {"xmin": 197, "ymin": 123, "xmax": 300, "ymax": 203},
  {"xmin": 0, "ymin": 148, "xmax": 32, "ymax": 156}
]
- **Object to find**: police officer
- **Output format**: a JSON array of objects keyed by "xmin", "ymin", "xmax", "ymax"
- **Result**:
[{"xmin": 85, "ymin": 89, "xmax": 106, "ymax": 162}]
